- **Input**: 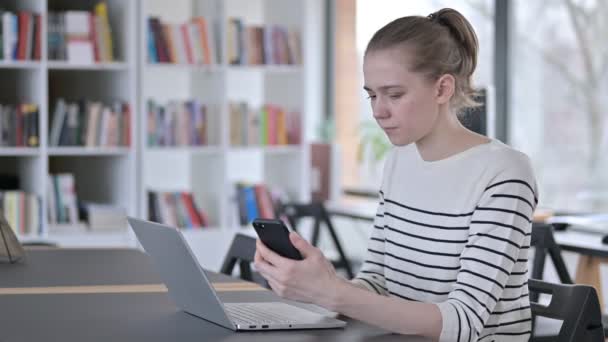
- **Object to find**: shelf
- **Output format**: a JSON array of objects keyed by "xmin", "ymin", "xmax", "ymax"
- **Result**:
[
  {"xmin": 47, "ymin": 61, "xmax": 129, "ymax": 71},
  {"xmin": 47, "ymin": 229, "xmax": 128, "ymax": 236},
  {"xmin": 263, "ymin": 145, "xmax": 302, "ymax": 154},
  {"xmin": 178, "ymin": 227, "xmax": 222, "ymax": 234},
  {"xmin": 227, "ymin": 65, "xmax": 302, "ymax": 73},
  {"xmin": 0, "ymin": 61, "xmax": 42, "ymax": 69},
  {"xmin": 146, "ymin": 63, "xmax": 223, "ymax": 72},
  {"xmin": 47, "ymin": 147, "xmax": 132, "ymax": 156},
  {"xmin": 146, "ymin": 146, "xmax": 223, "ymax": 155},
  {"xmin": 0, "ymin": 147, "xmax": 41, "ymax": 156},
  {"xmin": 228, "ymin": 145, "xmax": 301, "ymax": 154},
  {"xmin": 17, "ymin": 234, "xmax": 46, "ymax": 243}
]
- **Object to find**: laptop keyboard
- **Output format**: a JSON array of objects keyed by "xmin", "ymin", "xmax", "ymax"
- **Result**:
[{"xmin": 225, "ymin": 303, "xmax": 297, "ymax": 325}]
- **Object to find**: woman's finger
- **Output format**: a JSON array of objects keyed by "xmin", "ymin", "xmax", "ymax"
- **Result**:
[
  {"xmin": 254, "ymin": 257, "xmax": 283, "ymax": 284},
  {"xmin": 256, "ymin": 239, "xmax": 290, "ymax": 268}
]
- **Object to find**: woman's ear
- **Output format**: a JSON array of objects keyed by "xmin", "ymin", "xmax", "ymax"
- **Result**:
[{"xmin": 435, "ymin": 74, "xmax": 455, "ymax": 105}]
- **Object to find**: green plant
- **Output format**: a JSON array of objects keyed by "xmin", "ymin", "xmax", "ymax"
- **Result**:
[{"xmin": 357, "ymin": 120, "xmax": 391, "ymax": 163}]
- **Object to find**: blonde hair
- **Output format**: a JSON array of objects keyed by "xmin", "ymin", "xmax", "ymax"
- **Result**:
[{"xmin": 365, "ymin": 8, "xmax": 480, "ymax": 112}]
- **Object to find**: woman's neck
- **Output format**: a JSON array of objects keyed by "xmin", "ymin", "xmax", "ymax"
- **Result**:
[{"xmin": 415, "ymin": 107, "xmax": 490, "ymax": 162}]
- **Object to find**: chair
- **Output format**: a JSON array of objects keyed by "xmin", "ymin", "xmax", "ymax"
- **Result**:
[
  {"xmin": 530, "ymin": 223, "xmax": 573, "ymax": 302},
  {"xmin": 220, "ymin": 233, "xmax": 268, "ymax": 288},
  {"xmin": 279, "ymin": 201, "xmax": 354, "ymax": 279},
  {"xmin": 529, "ymin": 278, "xmax": 604, "ymax": 342},
  {"xmin": 530, "ymin": 223, "xmax": 608, "ymax": 338}
]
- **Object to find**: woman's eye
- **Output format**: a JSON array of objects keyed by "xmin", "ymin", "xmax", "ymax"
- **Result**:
[
  {"xmin": 389, "ymin": 94, "xmax": 402, "ymax": 99},
  {"xmin": 367, "ymin": 95, "xmax": 376, "ymax": 100}
]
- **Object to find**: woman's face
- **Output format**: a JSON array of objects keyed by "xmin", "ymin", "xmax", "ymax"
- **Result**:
[{"xmin": 363, "ymin": 48, "xmax": 441, "ymax": 146}]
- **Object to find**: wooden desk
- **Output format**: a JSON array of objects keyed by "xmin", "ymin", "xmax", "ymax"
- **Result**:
[{"xmin": 0, "ymin": 248, "xmax": 428, "ymax": 342}]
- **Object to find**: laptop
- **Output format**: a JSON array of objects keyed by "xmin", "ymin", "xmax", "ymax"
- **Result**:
[{"xmin": 128, "ymin": 217, "xmax": 347, "ymax": 331}]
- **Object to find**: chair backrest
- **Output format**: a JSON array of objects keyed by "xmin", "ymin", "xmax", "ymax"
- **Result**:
[
  {"xmin": 529, "ymin": 278, "xmax": 604, "ymax": 342},
  {"xmin": 279, "ymin": 201, "xmax": 355, "ymax": 278},
  {"xmin": 530, "ymin": 223, "xmax": 573, "ymax": 302},
  {"xmin": 219, "ymin": 233, "xmax": 267, "ymax": 287},
  {"xmin": 280, "ymin": 202, "xmax": 325, "ymax": 240}
]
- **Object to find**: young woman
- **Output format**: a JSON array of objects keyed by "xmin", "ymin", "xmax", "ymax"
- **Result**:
[{"xmin": 254, "ymin": 8, "xmax": 536, "ymax": 342}]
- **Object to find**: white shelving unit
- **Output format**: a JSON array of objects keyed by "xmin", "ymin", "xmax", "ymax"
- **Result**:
[
  {"xmin": 139, "ymin": 0, "xmax": 324, "ymax": 270},
  {"xmin": 0, "ymin": 0, "xmax": 325, "ymax": 256},
  {"xmin": 139, "ymin": 0, "xmax": 324, "ymax": 233},
  {"xmin": 0, "ymin": 0, "xmax": 138, "ymax": 247}
]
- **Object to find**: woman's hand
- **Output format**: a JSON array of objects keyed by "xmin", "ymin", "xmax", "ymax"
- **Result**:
[{"xmin": 254, "ymin": 232, "xmax": 342, "ymax": 307}]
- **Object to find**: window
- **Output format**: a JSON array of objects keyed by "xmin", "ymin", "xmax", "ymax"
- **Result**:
[
  {"xmin": 345, "ymin": 0, "xmax": 495, "ymax": 190},
  {"xmin": 509, "ymin": 0, "xmax": 608, "ymax": 212}
]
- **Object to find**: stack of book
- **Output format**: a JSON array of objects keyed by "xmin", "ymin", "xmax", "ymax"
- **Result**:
[
  {"xmin": 0, "ymin": 103, "xmax": 39, "ymax": 147},
  {"xmin": 234, "ymin": 183, "xmax": 288, "ymax": 226},
  {"xmin": 0, "ymin": 191, "xmax": 42, "ymax": 235},
  {"xmin": 49, "ymin": 98, "xmax": 131, "ymax": 147},
  {"xmin": 147, "ymin": 191, "xmax": 209, "ymax": 229},
  {"xmin": 47, "ymin": 173, "xmax": 79, "ymax": 225},
  {"xmin": 229, "ymin": 102, "xmax": 301, "ymax": 147},
  {"xmin": 227, "ymin": 18, "xmax": 301, "ymax": 65},
  {"xmin": 147, "ymin": 100, "xmax": 216, "ymax": 147},
  {"xmin": 0, "ymin": 10, "xmax": 42, "ymax": 61},
  {"xmin": 79, "ymin": 202, "xmax": 127, "ymax": 231},
  {"xmin": 47, "ymin": 2, "xmax": 114, "ymax": 63},
  {"xmin": 147, "ymin": 16, "xmax": 217, "ymax": 65}
]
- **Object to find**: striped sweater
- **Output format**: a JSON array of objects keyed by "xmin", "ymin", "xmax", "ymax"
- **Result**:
[{"xmin": 352, "ymin": 140, "xmax": 537, "ymax": 342}]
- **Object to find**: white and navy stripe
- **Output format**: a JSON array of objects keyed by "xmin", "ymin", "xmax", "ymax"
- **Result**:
[{"xmin": 352, "ymin": 141, "xmax": 537, "ymax": 342}]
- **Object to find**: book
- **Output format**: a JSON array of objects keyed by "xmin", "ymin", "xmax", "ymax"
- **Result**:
[
  {"xmin": 234, "ymin": 182, "xmax": 288, "ymax": 225},
  {"xmin": 49, "ymin": 99, "xmax": 130, "ymax": 147},
  {"xmin": 47, "ymin": 173, "xmax": 80, "ymax": 225},
  {"xmin": 56, "ymin": 173, "xmax": 79, "ymax": 224},
  {"xmin": 0, "ymin": 11, "xmax": 39, "ymax": 61},
  {"xmin": 80, "ymin": 201, "xmax": 127, "ymax": 231},
  {"xmin": 235, "ymin": 183, "xmax": 249, "ymax": 225},
  {"xmin": 147, "ymin": 99, "xmax": 210, "ymax": 147},
  {"xmin": 94, "ymin": 2, "xmax": 113, "ymax": 62},
  {"xmin": 46, "ymin": 4, "xmax": 113, "ymax": 63},
  {"xmin": 22, "ymin": 104, "xmax": 39, "ymax": 147},
  {"xmin": 254, "ymin": 184, "xmax": 275, "ymax": 219},
  {"xmin": 180, "ymin": 23, "xmax": 194, "ymax": 64},
  {"xmin": 182, "ymin": 193, "xmax": 202, "ymax": 228},
  {"xmin": 65, "ymin": 11, "xmax": 94, "ymax": 64},
  {"xmin": 148, "ymin": 190, "xmax": 209, "ymax": 229},
  {"xmin": 49, "ymin": 99, "xmax": 67, "ymax": 146},
  {"xmin": 146, "ymin": 16, "xmax": 217, "ymax": 65}
]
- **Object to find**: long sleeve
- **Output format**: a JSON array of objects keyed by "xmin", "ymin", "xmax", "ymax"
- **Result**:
[
  {"xmin": 436, "ymin": 162, "xmax": 537, "ymax": 342},
  {"xmin": 351, "ymin": 190, "xmax": 390, "ymax": 296}
]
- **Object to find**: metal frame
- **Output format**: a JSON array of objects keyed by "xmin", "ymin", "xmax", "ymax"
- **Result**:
[{"xmin": 494, "ymin": 0, "xmax": 510, "ymax": 142}]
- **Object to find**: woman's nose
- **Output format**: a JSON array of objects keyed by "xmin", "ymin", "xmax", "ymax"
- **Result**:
[{"xmin": 372, "ymin": 98, "xmax": 390, "ymax": 119}]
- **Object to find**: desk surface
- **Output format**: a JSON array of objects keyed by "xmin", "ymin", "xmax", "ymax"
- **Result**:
[
  {"xmin": 554, "ymin": 228, "xmax": 608, "ymax": 258},
  {"xmin": 0, "ymin": 248, "xmax": 428, "ymax": 342},
  {"xmin": 326, "ymin": 198, "xmax": 378, "ymax": 222}
]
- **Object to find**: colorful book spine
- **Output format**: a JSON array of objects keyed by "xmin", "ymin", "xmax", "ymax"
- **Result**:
[{"xmin": 148, "ymin": 190, "xmax": 209, "ymax": 229}]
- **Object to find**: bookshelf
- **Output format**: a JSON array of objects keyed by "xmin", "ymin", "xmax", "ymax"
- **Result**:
[
  {"xmin": 0, "ymin": 0, "xmax": 138, "ymax": 246},
  {"xmin": 0, "ymin": 0, "xmax": 324, "ymax": 253},
  {"xmin": 140, "ymin": 0, "xmax": 323, "ymax": 242}
]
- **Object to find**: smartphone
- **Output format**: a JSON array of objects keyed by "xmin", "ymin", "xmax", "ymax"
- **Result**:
[{"xmin": 252, "ymin": 218, "xmax": 303, "ymax": 260}]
